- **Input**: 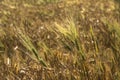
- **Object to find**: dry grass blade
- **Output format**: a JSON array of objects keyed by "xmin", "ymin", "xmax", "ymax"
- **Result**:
[{"xmin": 90, "ymin": 25, "xmax": 99, "ymax": 56}]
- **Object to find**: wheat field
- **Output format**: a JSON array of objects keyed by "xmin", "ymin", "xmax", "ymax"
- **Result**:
[{"xmin": 0, "ymin": 0, "xmax": 120, "ymax": 80}]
